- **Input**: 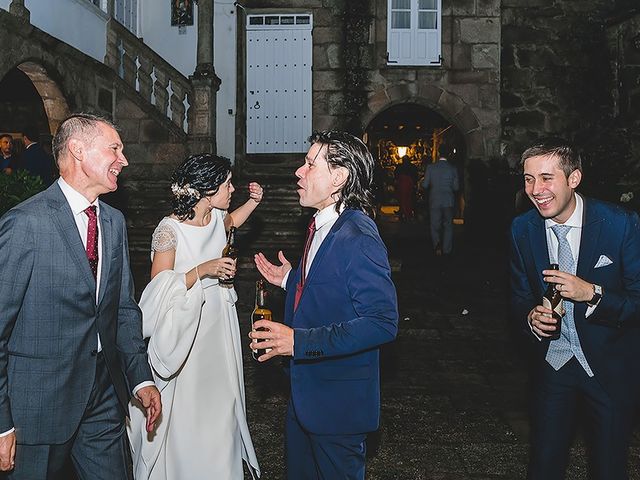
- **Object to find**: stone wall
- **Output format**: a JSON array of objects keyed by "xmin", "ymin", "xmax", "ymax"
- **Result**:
[
  {"xmin": 239, "ymin": 0, "xmax": 501, "ymax": 163},
  {"xmin": 0, "ymin": 9, "xmax": 189, "ymax": 287},
  {"xmin": 501, "ymin": 0, "xmax": 613, "ymax": 169}
]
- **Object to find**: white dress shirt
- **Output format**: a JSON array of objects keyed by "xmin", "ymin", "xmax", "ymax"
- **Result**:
[{"xmin": 281, "ymin": 203, "xmax": 343, "ymax": 289}]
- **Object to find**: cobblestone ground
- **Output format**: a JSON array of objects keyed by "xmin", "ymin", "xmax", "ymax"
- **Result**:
[{"xmin": 238, "ymin": 214, "xmax": 640, "ymax": 480}]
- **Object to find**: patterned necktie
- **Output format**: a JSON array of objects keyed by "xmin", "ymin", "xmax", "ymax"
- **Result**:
[
  {"xmin": 85, "ymin": 206, "xmax": 99, "ymax": 279},
  {"xmin": 546, "ymin": 224, "xmax": 593, "ymax": 375},
  {"xmin": 294, "ymin": 217, "xmax": 316, "ymax": 311}
]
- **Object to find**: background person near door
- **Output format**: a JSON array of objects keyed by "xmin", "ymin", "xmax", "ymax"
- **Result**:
[{"xmin": 422, "ymin": 145, "xmax": 459, "ymax": 255}]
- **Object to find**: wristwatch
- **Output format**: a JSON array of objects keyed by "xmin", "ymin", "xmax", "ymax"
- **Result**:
[{"xmin": 586, "ymin": 284, "xmax": 603, "ymax": 307}]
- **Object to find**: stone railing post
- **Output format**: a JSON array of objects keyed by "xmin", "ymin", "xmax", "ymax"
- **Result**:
[
  {"xmin": 137, "ymin": 56, "xmax": 153, "ymax": 104},
  {"xmin": 170, "ymin": 81, "xmax": 188, "ymax": 130},
  {"xmin": 121, "ymin": 38, "xmax": 138, "ymax": 88},
  {"xmin": 188, "ymin": 0, "xmax": 220, "ymax": 154},
  {"xmin": 9, "ymin": 0, "xmax": 30, "ymax": 22},
  {"xmin": 153, "ymin": 68, "xmax": 170, "ymax": 117}
]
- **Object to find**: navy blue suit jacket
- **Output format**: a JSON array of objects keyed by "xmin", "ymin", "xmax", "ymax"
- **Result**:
[
  {"xmin": 284, "ymin": 209, "xmax": 398, "ymax": 435},
  {"xmin": 509, "ymin": 196, "xmax": 640, "ymax": 399}
]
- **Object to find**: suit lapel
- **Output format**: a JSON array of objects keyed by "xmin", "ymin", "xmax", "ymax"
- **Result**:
[
  {"xmin": 527, "ymin": 214, "xmax": 549, "ymax": 292},
  {"xmin": 48, "ymin": 184, "xmax": 96, "ymax": 295},
  {"xmin": 98, "ymin": 203, "xmax": 113, "ymax": 305},
  {"xmin": 577, "ymin": 197, "xmax": 602, "ymax": 279}
]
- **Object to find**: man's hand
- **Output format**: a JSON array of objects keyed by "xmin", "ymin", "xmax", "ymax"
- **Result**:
[
  {"xmin": 0, "ymin": 432, "xmax": 16, "ymax": 471},
  {"xmin": 542, "ymin": 269, "xmax": 593, "ymax": 302},
  {"xmin": 254, "ymin": 251, "xmax": 291, "ymax": 288},
  {"xmin": 528, "ymin": 305, "xmax": 560, "ymax": 338},
  {"xmin": 136, "ymin": 386, "xmax": 162, "ymax": 433},
  {"xmin": 249, "ymin": 319, "xmax": 294, "ymax": 361}
]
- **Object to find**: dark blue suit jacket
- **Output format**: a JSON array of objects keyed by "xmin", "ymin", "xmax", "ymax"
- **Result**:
[
  {"xmin": 510, "ymin": 196, "xmax": 640, "ymax": 399},
  {"xmin": 284, "ymin": 209, "xmax": 398, "ymax": 435}
]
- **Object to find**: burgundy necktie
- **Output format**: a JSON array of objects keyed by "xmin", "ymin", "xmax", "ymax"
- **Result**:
[
  {"xmin": 294, "ymin": 217, "xmax": 316, "ymax": 310},
  {"xmin": 84, "ymin": 206, "xmax": 99, "ymax": 279}
]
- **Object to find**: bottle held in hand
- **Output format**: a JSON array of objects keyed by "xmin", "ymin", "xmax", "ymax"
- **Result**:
[
  {"xmin": 252, "ymin": 279, "xmax": 272, "ymax": 360},
  {"xmin": 542, "ymin": 263, "xmax": 563, "ymax": 340},
  {"xmin": 219, "ymin": 227, "xmax": 237, "ymax": 287}
]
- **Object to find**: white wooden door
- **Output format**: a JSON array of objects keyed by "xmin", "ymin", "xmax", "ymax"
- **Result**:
[{"xmin": 246, "ymin": 14, "xmax": 313, "ymax": 154}]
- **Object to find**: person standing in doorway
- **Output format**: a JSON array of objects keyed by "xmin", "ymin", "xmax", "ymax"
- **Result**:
[
  {"xmin": 510, "ymin": 140, "xmax": 640, "ymax": 479},
  {"xmin": 0, "ymin": 113, "xmax": 161, "ymax": 479},
  {"xmin": 21, "ymin": 125, "xmax": 54, "ymax": 186},
  {"xmin": 422, "ymin": 145, "xmax": 459, "ymax": 256},
  {"xmin": 251, "ymin": 130, "xmax": 398, "ymax": 480}
]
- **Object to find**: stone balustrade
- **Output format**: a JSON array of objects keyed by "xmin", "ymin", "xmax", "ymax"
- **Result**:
[{"xmin": 105, "ymin": 18, "xmax": 191, "ymax": 132}]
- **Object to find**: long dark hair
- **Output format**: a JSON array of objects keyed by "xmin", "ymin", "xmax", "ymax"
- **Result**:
[
  {"xmin": 170, "ymin": 153, "xmax": 232, "ymax": 221},
  {"xmin": 308, "ymin": 130, "xmax": 376, "ymax": 218}
]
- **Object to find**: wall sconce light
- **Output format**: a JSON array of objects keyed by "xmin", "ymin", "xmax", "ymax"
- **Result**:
[{"xmin": 397, "ymin": 146, "xmax": 408, "ymax": 157}]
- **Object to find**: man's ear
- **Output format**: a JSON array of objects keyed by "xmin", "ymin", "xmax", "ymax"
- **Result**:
[
  {"xmin": 332, "ymin": 166, "xmax": 349, "ymax": 188},
  {"xmin": 568, "ymin": 169, "xmax": 582, "ymax": 189},
  {"xmin": 68, "ymin": 138, "xmax": 83, "ymax": 162}
]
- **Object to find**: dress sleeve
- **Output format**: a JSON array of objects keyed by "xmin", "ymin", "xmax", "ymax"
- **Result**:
[{"xmin": 151, "ymin": 221, "xmax": 177, "ymax": 253}]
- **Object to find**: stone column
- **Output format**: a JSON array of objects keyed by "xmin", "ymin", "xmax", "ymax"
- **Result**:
[
  {"xmin": 9, "ymin": 0, "xmax": 30, "ymax": 23},
  {"xmin": 188, "ymin": 0, "xmax": 221, "ymax": 154}
]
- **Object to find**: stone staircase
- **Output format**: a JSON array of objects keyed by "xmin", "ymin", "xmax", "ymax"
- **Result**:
[{"xmin": 231, "ymin": 157, "xmax": 312, "ymax": 283}]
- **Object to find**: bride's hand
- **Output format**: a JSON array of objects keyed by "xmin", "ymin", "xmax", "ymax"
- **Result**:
[{"xmin": 201, "ymin": 257, "xmax": 236, "ymax": 280}]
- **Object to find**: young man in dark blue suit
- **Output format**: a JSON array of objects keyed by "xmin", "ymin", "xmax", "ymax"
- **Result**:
[
  {"xmin": 251, "ymin": 130, "xmax": 398, "ymax": 479},
  {"xmin": 510, "ymin": 141, "xmax": 640, "ymax": 480}
]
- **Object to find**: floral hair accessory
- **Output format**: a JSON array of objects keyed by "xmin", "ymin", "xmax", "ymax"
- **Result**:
[{"xmin": 171, "ymin": 183, "xmax": 200, "ymax": 199}]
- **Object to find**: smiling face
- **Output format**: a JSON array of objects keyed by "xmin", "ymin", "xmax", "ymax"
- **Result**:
[
  {"xmin": 523, "ymin": 153, "xmax": 581, "ymax": 224},
  {"xmin": 62, "ymin": 121, "xmax": 128, "ymax": 202},
  {"xmin": 295, "ymin": 143, "xmax": 347, "ymax": 211},
  {"xmin": 206, "ymin": 172, "xmax": 235, "ymax": 210}
]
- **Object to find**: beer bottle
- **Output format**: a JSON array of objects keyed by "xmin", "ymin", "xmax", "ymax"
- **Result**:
[
  {"xmin": 219, "ymin": 227, "xmax": 237, "ymax": 287},
  {"xmin": 542, "ymin": 263, "xmax": 563, "ymax": 340},
  {"xmin": 251, "ymin": 280, "xmax": 272, "ymax": 361}
]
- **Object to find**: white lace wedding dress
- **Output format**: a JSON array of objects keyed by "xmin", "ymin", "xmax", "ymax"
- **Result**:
[{"xmin": 128, "ymin": 209, "xmax": 260, "ymax": 479}]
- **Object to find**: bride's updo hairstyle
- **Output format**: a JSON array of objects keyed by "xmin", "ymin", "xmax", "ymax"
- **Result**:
[{"xmin": 170, "ymin": 153, "xmax": 232, "ymax": 221}]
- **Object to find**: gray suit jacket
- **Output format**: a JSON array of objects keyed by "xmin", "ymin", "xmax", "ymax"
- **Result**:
[
  {"xmin": 422, "ymin": 159, "xmax": 459, "ymax": 208},
  {"xmin": 0, "ymin": 183, "xmax": 152, "ymax": 444}
]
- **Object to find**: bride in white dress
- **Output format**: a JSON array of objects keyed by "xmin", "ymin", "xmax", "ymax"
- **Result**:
[{"xmin": 128, "ymin": 154, "xmax": 262, "ymax": 479}]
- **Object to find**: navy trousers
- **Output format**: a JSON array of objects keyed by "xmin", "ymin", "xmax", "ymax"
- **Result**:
[
  {"xmin": 528, "ymin": 358, "xmax": 635, "ymax": 480},
  {"xmin": 286, "ymin": 400, "xmax": 367, "ymax": 480},
  {"xmin": 5, "ymin": 353, "xmax": 131, "ymax": 480}
]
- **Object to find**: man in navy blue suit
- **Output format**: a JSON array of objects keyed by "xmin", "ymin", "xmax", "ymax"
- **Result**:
[
  {"xmin": 510, "ymin": 140, "xmax": 640, "ymax": 480},
  {"xmin": 251, "ymin": 130, "xmax": 398, "ymax": 480}
]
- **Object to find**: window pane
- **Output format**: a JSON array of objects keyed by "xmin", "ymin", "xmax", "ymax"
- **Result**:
[
  {"xmin": 392, "ymin": 11, "xmax": 411, "ymax": 29},
  {"xmin": 419, "ymin": 0, "xmax": 437, "ymax": 10},
  {"xmin": 265, "ymin": 16, "xmax": 280, "ymax": 25},
  {"xmin": 392, "ymin": 0, "xmax": 411, "ymax": 10},
  {"xmin": 418, "ymin": 12, "xmax": 436, "ymax": 29},
  {"xmin": 281, "ymin": 16, "xmax": 294, "ymax": 25},
  {"xmin": 296, "ymin": 16, "xmax": 310, "ymax": 24}
]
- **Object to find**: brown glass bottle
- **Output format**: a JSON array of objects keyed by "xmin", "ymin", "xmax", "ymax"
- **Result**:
[
  {"xmin": 251, "ymin": 280, "xmax": 272, "ymax": 360},
  {"xmin": 542, "ymin": 263, "xmax": 563, "ymax": 340},
  {"xmin": 219, "ymin": 227, "xmax": 237, "ymax": 287}
]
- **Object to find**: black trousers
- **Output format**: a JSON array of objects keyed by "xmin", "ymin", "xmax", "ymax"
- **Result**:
[{"xmin": 528, "ymin": 358, "xmax": 635, "ymax": 480}]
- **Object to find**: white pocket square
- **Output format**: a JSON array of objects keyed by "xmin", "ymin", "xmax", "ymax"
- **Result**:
[{"xmin": 594, "ymin": 255, "xmax": 613, "ymax": 268}]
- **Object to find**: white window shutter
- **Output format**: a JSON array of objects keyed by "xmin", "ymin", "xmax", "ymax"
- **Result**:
[{"xmin": 387, "ymin": 0, "xmax": 441, "ymax": 66}]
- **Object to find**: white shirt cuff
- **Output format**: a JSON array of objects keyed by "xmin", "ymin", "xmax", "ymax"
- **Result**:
[
  {"xmin": 0, "ymin": 428, "xmax": 14, "ymax": 437},
  {"xmin": 132, "ymin": 381, "xmax": 156, "ymax": 397},
  {"xmin": 281, "ymin": 270, "xmax": 290, "ymax": 290}
]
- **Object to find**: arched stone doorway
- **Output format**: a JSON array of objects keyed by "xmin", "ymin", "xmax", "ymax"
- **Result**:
[
  {"xmin": 0, "ymin": 61, "xmax": 70, "ymax": 154},
  {"xmin": 364, "ymin": 102, "xmax": 466, "ymax": 220}
]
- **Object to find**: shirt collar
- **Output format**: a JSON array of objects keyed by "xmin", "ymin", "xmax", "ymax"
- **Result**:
[
  {"xmin": 57, "ymin": 177, "xmax": 100, "ymax": 216},
  {"xmin": 545, "ymin": 192, "xmax": 583, "ymax": 230},
  {"xmin": 314, "ymin": 203, "xmax": 343, "ymax": 230}
]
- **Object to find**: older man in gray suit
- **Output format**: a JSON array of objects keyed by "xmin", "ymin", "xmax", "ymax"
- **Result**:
[
  {"xmin": 0, "ymin": 114, "xmax": 161, "ymax": 479},
  {"xmin": 422, "ymin": 146, "xmax": 460, "ymax": 256}
]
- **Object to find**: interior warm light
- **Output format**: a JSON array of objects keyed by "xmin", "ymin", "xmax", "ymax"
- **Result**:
[{"xmin": 396, "ymin": 146, "xmax": 407, "ymax": 157}]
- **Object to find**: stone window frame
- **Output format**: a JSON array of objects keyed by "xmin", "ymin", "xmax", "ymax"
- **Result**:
[{"xmin": 386, "ymin": 0, "xmax": 442, "ymax": 67}]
